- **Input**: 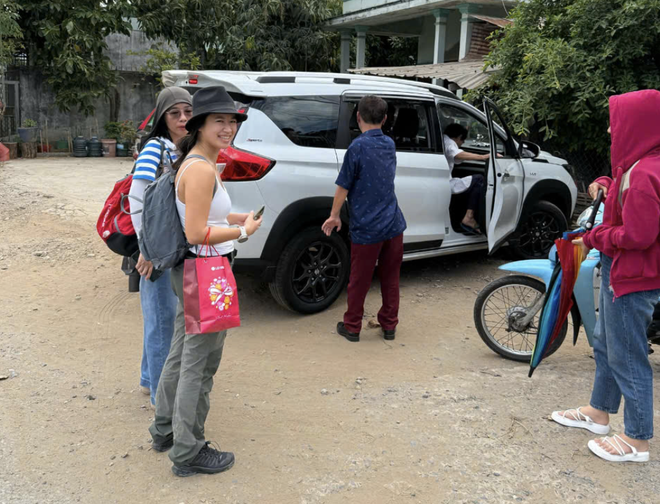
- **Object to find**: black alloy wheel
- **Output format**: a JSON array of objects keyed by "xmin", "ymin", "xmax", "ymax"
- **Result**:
[
  {"xmin": 512, "ymin": 201, "xmax": 568, "ymax": 259},
  {"xmin": 292, "ymin": 240, "xmax": 343, "ymax": 304},
  {"xmin": 270, "ymin": 227, "xmax": 350, "ymax": 314}
]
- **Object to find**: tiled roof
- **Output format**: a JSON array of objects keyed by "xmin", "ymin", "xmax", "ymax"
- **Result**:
[
  {"xmin": 349, "ymin": 59, "xmax": 497, "ymax": 89},
  {"xmin": 470, "ymin": 15, "xmax": 514, "ymax": 28},
  {"xmin": 348, "ymin": 15, "xmax": 509, "ymax": 89}
]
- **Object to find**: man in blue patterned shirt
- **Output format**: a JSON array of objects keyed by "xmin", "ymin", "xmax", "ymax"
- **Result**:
[{"xmin": 322, "ymin": 95, "xmax": 407, "ymax": 342}]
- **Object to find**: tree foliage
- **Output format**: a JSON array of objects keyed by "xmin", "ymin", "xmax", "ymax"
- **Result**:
[
  {"xmin": 366, "ymin": 35, "xmax": 417, "ymax": 68},
  {"xmin": 136, "ymin": 0, "xmax": 234, "ymax": 68},
  {"xmin": 0, "ymin": 0, "xmax": 22, "ymax": 67},
  {"xmin": 136, "ymin": 0, "xmax": 342, "ymax": 72},
  {"xmin": 475, "ymin": 0, "xmax": 660, "ymax": 153},
  {"xmin": 127, "ymin": 44, "xmax": 201, "ymax": 87},
  {"xmin": 18, "ymin": 0, "xmax": 133, "ymax": 114}
]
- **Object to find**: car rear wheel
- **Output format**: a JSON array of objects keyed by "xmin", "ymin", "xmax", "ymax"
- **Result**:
[
  {"xmin": 511, "ymin": 201, "xmax": 568, "ymax": 259},
  {"xmin": 269, "ymin": 227, "xmax": 350, "ymax": 314}
]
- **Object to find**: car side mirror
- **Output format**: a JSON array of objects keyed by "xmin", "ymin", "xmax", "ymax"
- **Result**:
[{"xmin": 519, "ymin": 140, "xmax": 540, "ymax": 159}]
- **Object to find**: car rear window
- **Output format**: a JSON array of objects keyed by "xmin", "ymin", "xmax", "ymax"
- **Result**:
[{"xmin": 250, "ymin": 96, "xmax": 340, "ymax": 149}]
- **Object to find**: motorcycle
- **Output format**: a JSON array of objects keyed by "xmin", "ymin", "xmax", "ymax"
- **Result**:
[{"xmin": 474, "ymin": 196, "xmax": 660, "ymax": 362}]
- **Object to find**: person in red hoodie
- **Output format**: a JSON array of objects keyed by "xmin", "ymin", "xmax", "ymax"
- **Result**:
[{"xmin": 551, "ymin": 90, "xmax": 660, "ymax": 463}]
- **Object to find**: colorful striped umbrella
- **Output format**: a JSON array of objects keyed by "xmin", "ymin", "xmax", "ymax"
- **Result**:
[{"xmin": 528, "ymin": 191, "xmax": 604, "ymax": 377}]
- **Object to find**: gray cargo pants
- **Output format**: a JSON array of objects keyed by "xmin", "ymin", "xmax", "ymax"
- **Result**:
[{"xmin": 149, "ymin": 261, "xmax": 227, "ymax": 465}]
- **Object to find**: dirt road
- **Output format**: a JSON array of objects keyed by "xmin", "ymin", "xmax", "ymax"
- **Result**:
[{"xmin": 2, "ymin": 158, "xmax": 660, "ymax": 504}]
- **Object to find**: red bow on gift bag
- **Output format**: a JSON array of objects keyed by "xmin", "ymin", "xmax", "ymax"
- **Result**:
[{"xmin": 183, "ymin": 230, "xmax": 240, "ymax": 334}]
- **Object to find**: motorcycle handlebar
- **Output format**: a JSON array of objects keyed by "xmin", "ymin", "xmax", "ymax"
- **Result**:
[{"xmin": 585, "ymin": 189, "xmax": 605, "ymax": 231}]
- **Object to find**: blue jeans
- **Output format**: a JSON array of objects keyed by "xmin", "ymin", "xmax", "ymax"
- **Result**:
[
  {"xmin": 139, "ymin": 270, "xmax": 178, "ymax": 405},
  {"xmin": 590, "ymin": 254, "xmax": 660, "ymax": 440}
]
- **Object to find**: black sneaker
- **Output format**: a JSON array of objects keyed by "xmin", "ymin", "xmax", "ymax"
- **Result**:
[
  {"xmin": 337, "ymin": 322, "xmax": 359, "ymax": 342},
  {"xmin": 383, "ymin": 329, "xmax": 396, "ymax": 341},
  {"xmin": 152, "ymin": 434, "xmax": 174, "ymax": 453},
  {"xmin": 172, "ymin": 442, "xmax": 235, "ymax": 477}
]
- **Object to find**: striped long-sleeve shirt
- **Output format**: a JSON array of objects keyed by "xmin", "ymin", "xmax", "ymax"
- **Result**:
[
  {"xmin": 129, "ymin": 137, "xmax": 179, "ymax": 236},
  {"xmin": 132, "ymin": 137, "xmax": 178, "ymax": 181}
]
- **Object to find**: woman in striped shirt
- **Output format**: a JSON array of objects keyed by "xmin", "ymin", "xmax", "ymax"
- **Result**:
[{"xmin": 129, "ymin": 87, "xmax": 192, "ymax": 409}]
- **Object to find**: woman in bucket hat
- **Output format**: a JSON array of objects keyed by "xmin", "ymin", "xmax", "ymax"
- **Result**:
[
  {"xmin": 129, "ymin": 86, "xmax": 193, "ymax": 409},
  {"xmin": 149, "ymin": 86, "xmax": 262, "ymax": 477}
]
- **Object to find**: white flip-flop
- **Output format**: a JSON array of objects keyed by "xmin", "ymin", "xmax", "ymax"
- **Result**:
[
  {"xmin": 551, "ymin": 407, "xmax": 611, "ymax": 435},
  {"xmin": 588, "ymin": 435, "xmax": 649, "ymax": 463}
]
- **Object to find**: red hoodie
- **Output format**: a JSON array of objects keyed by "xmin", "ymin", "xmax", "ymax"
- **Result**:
[{"xmin": 582, "ymin": 89, "xmax": 660, "ymax": 297}]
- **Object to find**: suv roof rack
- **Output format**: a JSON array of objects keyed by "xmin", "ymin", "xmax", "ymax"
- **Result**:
[{"xmin": 161, "ymin": 70, "xmax": 458, "ymax": 100}]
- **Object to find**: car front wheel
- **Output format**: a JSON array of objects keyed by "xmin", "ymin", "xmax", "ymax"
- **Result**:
[
  {"xmin": 511, "ymin": 201, "xmax": 568, "ymax": 259},
  {"xmin": 269, "ymin": 227, "xmax": 350, "ymax": 314}
]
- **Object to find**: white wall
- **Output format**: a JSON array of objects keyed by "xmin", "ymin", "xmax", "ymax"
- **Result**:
[{"xmin": 343, "ymin": 0, "xmax": 394, "ymax": 15}]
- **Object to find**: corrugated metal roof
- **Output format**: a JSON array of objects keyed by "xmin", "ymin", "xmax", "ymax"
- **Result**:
[
  {"xmin": 348, "ymin": 59, "xmax": 497, "ymax": 90},
  {"xmin": 470, "ymin": 15, "xmax": 513, "ymax": 28}
]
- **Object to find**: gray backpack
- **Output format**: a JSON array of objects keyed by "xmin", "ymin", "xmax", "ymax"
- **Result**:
[
  {"xmin": 139, "ymin": 155, "xmax": 217, "ymax": 270},
  {"xmin": 138, "ymin": 159, "xmax": 189, "ymax": 270}
]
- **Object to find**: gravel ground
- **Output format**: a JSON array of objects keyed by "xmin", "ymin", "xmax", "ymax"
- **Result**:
[{"xmin": 2, "ymin": 157, "xmax": 660, "ymax": 504}]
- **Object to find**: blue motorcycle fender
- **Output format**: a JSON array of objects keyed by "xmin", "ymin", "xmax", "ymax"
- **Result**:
[
  {"xmin": 573, "ymin": 255, "xmax": 600, "ymax": 347},
  {"xmin": 499, "ymin": 260, "xmax": 555, "ymax": 289}
]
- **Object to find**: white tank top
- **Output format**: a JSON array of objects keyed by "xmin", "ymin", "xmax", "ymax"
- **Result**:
[{"xmin": 175, "ymin": 156, "xmax": 234, "ymax": 256}]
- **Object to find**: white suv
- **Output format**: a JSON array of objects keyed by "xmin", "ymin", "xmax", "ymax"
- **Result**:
[{"xmin": 162, "ymin": 70, "xmax": 577, "ymax": 314}]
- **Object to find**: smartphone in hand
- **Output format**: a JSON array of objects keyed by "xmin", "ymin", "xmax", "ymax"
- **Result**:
[{"xmin": 254, "ymin": 205, "xmax": 265, "ymax": 220}]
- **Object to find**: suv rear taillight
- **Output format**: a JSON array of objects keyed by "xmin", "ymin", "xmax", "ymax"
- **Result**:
[{"xmin": 217, "ymin": 146, "xmax": 275, "ymax": 181}]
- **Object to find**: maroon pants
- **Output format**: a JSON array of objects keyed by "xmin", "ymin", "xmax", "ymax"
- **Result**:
[{"xmin": 343, "ymin": 233, "xmax": 404, "ymax": 334}]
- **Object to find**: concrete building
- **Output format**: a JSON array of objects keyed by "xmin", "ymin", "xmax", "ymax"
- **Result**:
[{"xmin": 327, "ymin": 0, "xmax": 515, "ymax": 89}]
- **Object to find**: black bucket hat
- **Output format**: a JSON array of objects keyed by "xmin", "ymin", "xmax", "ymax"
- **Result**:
[{"xmin": 185, "ymin": 85, "xmax": 248, "ymax": 131}]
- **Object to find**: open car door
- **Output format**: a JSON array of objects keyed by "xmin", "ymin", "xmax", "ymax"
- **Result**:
[{"xmin": 484, "ymin": 98, "xmax": 525, "ymax": 253}]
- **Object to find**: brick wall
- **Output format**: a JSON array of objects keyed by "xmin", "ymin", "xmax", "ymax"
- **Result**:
[{"xmin": 465, "ymin": 22, "xmax": 499, "ymax": 61}]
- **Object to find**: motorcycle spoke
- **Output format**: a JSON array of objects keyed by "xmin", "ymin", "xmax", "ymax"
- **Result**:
[
  {"xmin": 484, "ymin": 299, "xmax": 510, "ymax": 317},
  {"xmin": 482, "ymin": 283, "xmax": 545, "ymax": 356}
]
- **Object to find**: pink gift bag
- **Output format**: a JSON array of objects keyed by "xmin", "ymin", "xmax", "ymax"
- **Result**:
[{"xmin": 183, "ymin": 235, "xmax": 240, "ymax": 334}]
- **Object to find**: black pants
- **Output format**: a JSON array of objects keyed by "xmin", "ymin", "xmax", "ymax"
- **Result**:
[{"xmin": 465, "ymin": 174, "xmax": 485, "ymax": 213}]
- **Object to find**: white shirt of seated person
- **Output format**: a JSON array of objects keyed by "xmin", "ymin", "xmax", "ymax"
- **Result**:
[{"xmin": 443, "ymin": 134, "xmax": 472, "ymax": 195}]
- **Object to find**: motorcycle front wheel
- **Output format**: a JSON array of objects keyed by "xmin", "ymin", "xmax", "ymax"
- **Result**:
[{"xmin": 474, "ymin": 275, "xmax": 567, "ymax": 362}]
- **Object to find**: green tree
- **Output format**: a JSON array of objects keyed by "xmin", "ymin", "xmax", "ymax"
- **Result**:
[
  {"xmin": 136, "ymin": 0, "xmax": 342, "ymax": 72},
  {"xmin": 0, "ymin": 0, "xmax": 22, "ymax": 67},
  {"xmin": 136, "ymin": 0, "xmax": 235, "ymax": 67},
  {"xmin": 366, "ymin": 35, "xmax": 417, "ymax": 68},
  {"xmin": 475, "ymin": 0, "xmax": 660, "ymax": 153},
  {"xmin": 18, "ymin": 0, "xmax": 133, "ymax": 114},
  {"xmin": 128, "ymin": 44, "xmax": 201, "ymax": 87},
  {"xmin": 221, "ymin": 0, "xmax": 342, "ymax": 71}
]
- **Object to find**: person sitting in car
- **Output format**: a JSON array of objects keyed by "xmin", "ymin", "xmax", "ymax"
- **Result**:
[{"xmin": 443, "ymin": 123, "xmax": 490, "ymax": 235}]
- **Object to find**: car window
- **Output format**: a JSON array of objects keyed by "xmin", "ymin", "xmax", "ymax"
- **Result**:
[
  {"xmin": 251, "ymin": 96, "xmax": 340, "ymax": 148},
  {"xmin": 438, "ymin": 104, "xmax": 505, "ymax": 155},
  {"xmin": 345, "ymin": 99, "xmax": 436, "ymax": 153}
]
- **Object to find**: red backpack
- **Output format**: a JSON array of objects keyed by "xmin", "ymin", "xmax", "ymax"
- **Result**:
[
  {"xmin": 96, "ymin": 140, "xmax": 165, "ymax": 257},
  {"xmin": 97, "ymin": 174, "xmax": 139, "ymax": 257}
]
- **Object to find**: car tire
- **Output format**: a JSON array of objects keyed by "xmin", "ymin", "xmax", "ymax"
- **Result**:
[
  {"xmin": 269, "ymin": 227, "xmax": 350, "ymax": 314},
  {"xmin": 511, "ymin": 201, "xmax": 568, "ymax": 260}
]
